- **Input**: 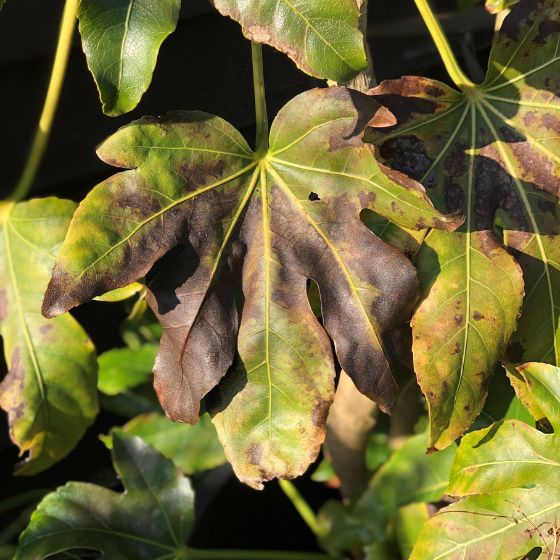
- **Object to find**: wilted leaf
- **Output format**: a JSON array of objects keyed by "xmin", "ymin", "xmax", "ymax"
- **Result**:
[
  {"xmin": 16, "ymin": 432, "xmax": 194, "ymax": 559},
  {"xmin": 319, "ymin": 431, "xmax": 456, "ymax": 555},
  {"xmin": 94, "ymin": 281, "xmax": 144, "ymax": 302},
  {"xmin": 97, "ymin": 343, "xmax": 158, "ymax": 395},
  {"xmin": 78, "ymin": 0, "xmax": 181, "ymax": 116},
  {"xmin": 368, "ymin": 0, "xmax": 560, "ymax": 449},
  {"xmin": 506, "ymin": 361, "xmax": 560, "ymax": 431},
  {"xmin": 412, "ymin": 397, "xmax": 560, "ymax": 559},
  {"xmin": 43, "ymin": 86, "xmax": 458, "ymax": 488},
  {"xmin": 211, "ymin": 0, "xmax": 367, "ymax": 82},
  {"xmin": 0, "ymin": 198, "xmax": 97, "ymax": 475},
  {"xmin": 101, "ymin": 412, "xmax": 226, "ymax": 474}
]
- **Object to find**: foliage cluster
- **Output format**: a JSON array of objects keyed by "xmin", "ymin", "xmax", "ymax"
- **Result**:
[{"xmin": 1, "ymin": 0, "xmax": 560, "ymax": 558}]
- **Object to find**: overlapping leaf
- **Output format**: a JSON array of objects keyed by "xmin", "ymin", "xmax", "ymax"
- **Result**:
[
  {"xmin": 0, "ymin": 198, "xmax": 98, "ymax": 475},
  {"xmin": 211, "ymin": 0, "xmax": 367, "ymax": 82},
  {"xmin": 16, "ymin": 432, "xmax": 194, "ymax": 559},
  {"xmin": 412, "ymin": 366, "xmax": 560, "ymax": 559},
  {"xmin": 42, "ymin": 86, "xmax": 458, "ymax": 488},
  {"xmin": 319, "ymin": 431, "xmax": 456, "ymax": 557},
  {"xmin": 78, "ymin": 0, "xmax": 181, "ymax": 116},
  {"xmin": 100, "ymin": 412, "xmax": 226, "ymax": 474},
  {"xmin": 367, "ymin": 0, "xmax": 560, "ymax": 450}
]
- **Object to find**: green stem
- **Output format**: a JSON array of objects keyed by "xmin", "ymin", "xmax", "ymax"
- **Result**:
[
  {"xmin": 251, "ymin": 42, "xmax": 269, "ymax": 156},
  {"xmin": 9, "ymin": 0, "xmax": 79, "ymax": 202},
  {"xmin": 187, "ymin": 548, "xmax": 329, "ymax": 560},
  {"xmin": 278, "ymin": 479, "xmax": 327, "ymax": 538},
  {"xmin": 413, "ymin": 0, "xmax": 475, "ymax": 89}
]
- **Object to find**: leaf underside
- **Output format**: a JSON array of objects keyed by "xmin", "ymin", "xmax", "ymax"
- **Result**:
[
  {"xmin": 211, "ymin": 0, "xmax": 368, "ymax": 82},
  {"xmin": 367, "ymin": 0, "xmax": 560, "ymax": 449},
  {"xmin": 78, "ymin": 0, "xmax": 181, "ymax": 116},
  {"xmin": 0, "ymin": 198, "xmax": 98, "ymax": 475},
  {"xmin": 42, "ymin": 86, "xmax": 457, "ymax": 488}
]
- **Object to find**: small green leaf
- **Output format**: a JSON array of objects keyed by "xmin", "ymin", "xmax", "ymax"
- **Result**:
[
  {"xmin": 43, "ymin": 87, "xmax": 458, "ymax": 488},
  {"xmin": 0, "ymin": 198, "xmax": 97, "ymax": 475},
  {"xmin": 16, "ymin": 432, "xmax": 194, "ymax": 559},
  {"xmin": 369, "ymin": 0, "xmax": 560, "ymax": 448},
  {"xmin": 319, "ymin": 431, "xmax": 456, "ymax": 555},
  {"xmin": 97, "ymin": 343, "xmax": 158, "ymax": 395},
  {"xmin": 78, "ymin": 0, "xmax": 181, "ymax": 116},
  {"xmin": 101, "ymin": 412, "xmax": 226, "ymax": 474},
  {"xmin": 94, "ymin": 281, "xmax": 144, "ymax": 302},
  {"xmin": 506, "ymin": 362, "xmax": 560, "ymax": 431},
  {"xmin": 211, "ymin": 0, "xmax": 367, "ymax": 82}
]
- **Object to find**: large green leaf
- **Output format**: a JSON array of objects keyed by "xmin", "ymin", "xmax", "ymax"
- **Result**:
[
  {"xmin": 211, "ymin": 0, "xmax": 367, "ymax": 82},
  {"xmin": 413, "ymin": 420, "xmax": 560, "ymax": 558},
  {"xmin": 368, "ymin": 0, "xmax": 560, "ymax": 449},
  {"xmin": 42, "ymin": 86, "xmax": 458, "ymax": 488},
  {"xmin": 78, "ymin": 0, "xmax": 181, "ymax": 116},
  {"xmin": 16, "ymin": 431, "xmax": 194, "ymax": 559},
  {"xmin": 0, "ymin": 198, "xmax": 97, "ymax": 475},
  {"xmin": 100, "ymin": 412, "xmax": 226, "ymax": 474}
]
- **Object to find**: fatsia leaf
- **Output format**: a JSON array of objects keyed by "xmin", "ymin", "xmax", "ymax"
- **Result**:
[
  {"xmin": 78, "ymin": 0, "xmax": 181, "ymax": 116},
  {"xmin": 394, "ymin": 503, "xmax": 431, "ymax": 560},
  {"xmin": 97, "ymin": 343, "xmax": 158, "ymax": 395},
  {"xmin": 15, "ymin": 431, "xmax": 194, "ymax": 559},
  {"xmin": 42, "ymin": 86, "xmax": 458, "ymax": 488},
  {"xmin": 412, "ymin": 406, "xmax": 560, "ymax": 559},
  {"xmin": 0, "ymin": 198, "xmax": 97, "ymax": 475},
  {"xmin": 506, "ymin": 362, "xmax": 560, "ymax": 431},
  {"xmin": 211, "ymin": 0, "xmax": 367, "ymax": 82},
  {"xmin": 367, "ymin": 0, "xmax": 560, "ymax": 449},
  {"xmin": 100, "ymin": 412, "xmax": 226, "ymax": 474}
]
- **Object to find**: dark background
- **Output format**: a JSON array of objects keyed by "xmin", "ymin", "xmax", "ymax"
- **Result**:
[{"xmin": 0, "ymin": 0, "xmax": 495, "ymax": 553}]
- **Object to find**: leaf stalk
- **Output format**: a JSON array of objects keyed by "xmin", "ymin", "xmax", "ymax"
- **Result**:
[
  {"xmin": 413, "ymin": 0, "xmax": 475, "ymax": 90},
  {"xmin": 251, "ymin": 42, "xmax": 269, "ymax": 157},
  {"xmin": 9, "ymin": 0, "xmax": 79, "ymax": 202},
  {"xmin": 278, "ymin": 479, "xmax": 327, "ymax": 538}
]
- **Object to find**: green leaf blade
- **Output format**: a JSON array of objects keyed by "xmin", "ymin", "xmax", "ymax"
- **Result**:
[
  {"xmin": 211, "ymin": 0, "xmax": 367, "ymax": 82},
  {"xmin": 0, "ymin": 198, "xmax": 98, "ymax": 475},
  {"xmin": 15, "ymin": 432, "xmax": 194, "ymax": 559},
  {"xmin": 78, "ymin": 0, "xmax": 181, "ymax": 116}
]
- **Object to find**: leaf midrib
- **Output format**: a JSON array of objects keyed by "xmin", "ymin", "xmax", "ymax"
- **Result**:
[{"xmin": 1, "ymin": 206, "xmax": 48, "ymax": 431}]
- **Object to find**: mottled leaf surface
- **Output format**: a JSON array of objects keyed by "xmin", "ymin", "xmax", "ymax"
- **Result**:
[
  {"xmin": 0, "ymin": 199, "xmax": 97, "ymax": 475},
  {"xmin": 78, "ymin": 0, "xmax": 181, "ymax": 116},
  {"xmin": 211, "ymin": 0, "xmax": 367, "ymax": 82},
  {"xmin": 101, "ymin": 412, "xmax": 226, "ymax": 474},
  {"xmin": 412, "ymin": 406, "xmax": 560, "ymax": 559},
  {"xmin": 43, "ymin": 86, "xmax": 456, "ymax": 488},
  {"xmin": 368, "ymin": 0, "xmax": 560, "ymax": 449},
  {"xmin": 16, "ymin": 432, "xmax": 194, "ymax": 559}
]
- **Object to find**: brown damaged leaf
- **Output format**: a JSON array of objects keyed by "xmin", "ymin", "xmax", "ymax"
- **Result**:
[
  {"xmin": 42, "ymin": 87, "xmax": 458, "ymax": 488},
  {"xmin": 367, "ymin": 0, "xmax": 560, "ymax": 449}
]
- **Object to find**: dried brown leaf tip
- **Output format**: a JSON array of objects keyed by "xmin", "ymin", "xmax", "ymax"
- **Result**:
[
  {"xmin": 366, "ymin": 0, "xmax": 560, "ymax": 450},
  {"xmin": 42, "ymin": 86, "xmax": 457, "ymax": 487}
]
